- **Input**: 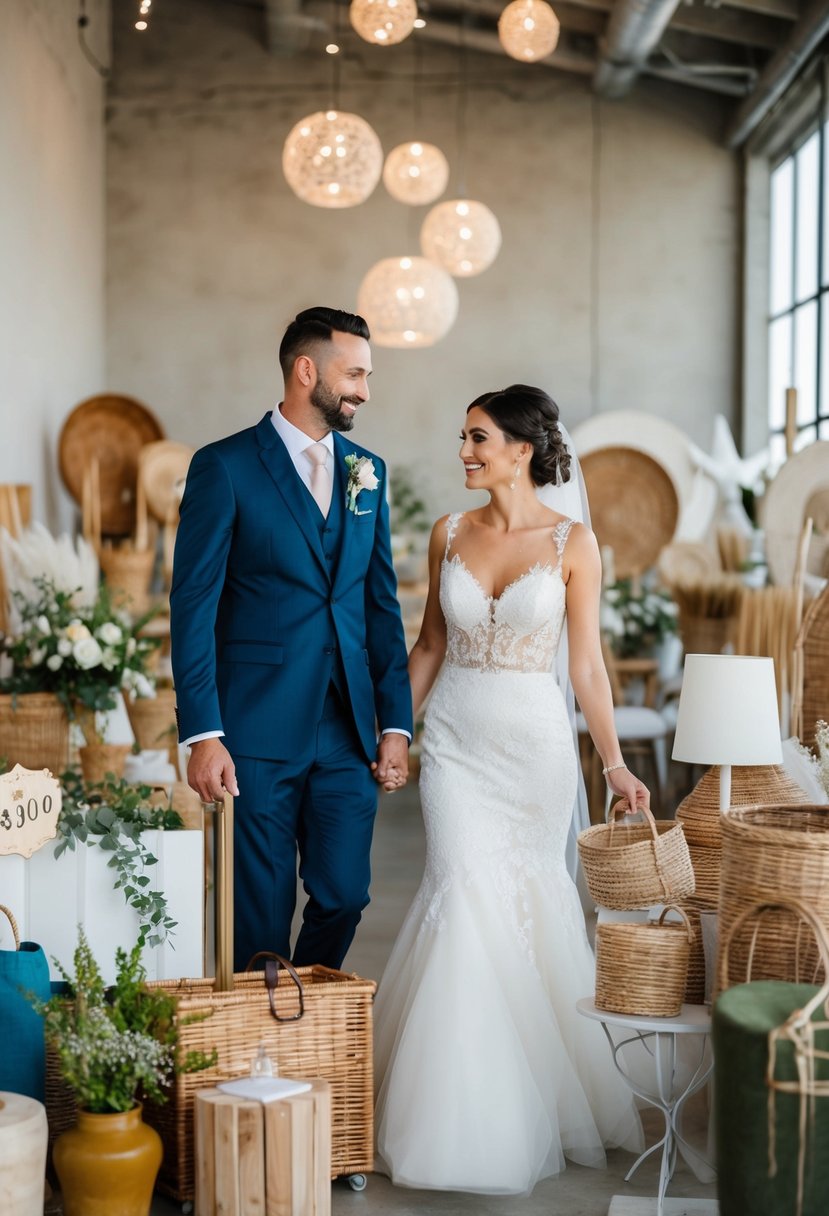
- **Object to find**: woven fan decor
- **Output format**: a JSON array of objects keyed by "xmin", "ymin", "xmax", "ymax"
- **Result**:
[
  {"xmin": 59, "ymin": 395, "xmax": 165, "ymax": 536},
  {"xmin": 762, "ymin": 441, "xmax": 829, "ymax": 586},
  {"xmin": 138, "ymin": 441, "xmax": 194, "ymax": 523},
  {"xmin": 718, "ymin": 804, "xmax": 829, "ymax": 992},
  {"xmin": 580, "ymin": 447, "xmax": 679, "ymax": 578}
]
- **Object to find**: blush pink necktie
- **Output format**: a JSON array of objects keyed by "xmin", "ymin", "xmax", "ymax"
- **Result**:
[{"xmin": 304, "ymin": 442, "xmax": 332, "ymax": 517}]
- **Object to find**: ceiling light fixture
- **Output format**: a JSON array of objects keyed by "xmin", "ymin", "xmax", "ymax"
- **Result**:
[
  {"xmin": 350, "ymin": 0, "xmax": 418, "ymax": 46},
  {"xmin": 498, "ymin": 0, "xmax": 560, "ymax": 62}
]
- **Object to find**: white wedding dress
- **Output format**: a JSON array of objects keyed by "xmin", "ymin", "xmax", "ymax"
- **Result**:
[{"xmin": 374, "ymin": 512, "xmax": 643, "ymax": 1195}]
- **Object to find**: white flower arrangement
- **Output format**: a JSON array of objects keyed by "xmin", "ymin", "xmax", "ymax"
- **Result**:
[
  {"xmin": 601, "ymin": 578, "xmax": 679, "ymax": 658},
  {"xmin": 344, "ymin": 453, "xmax": 379, "ymax": 515}
]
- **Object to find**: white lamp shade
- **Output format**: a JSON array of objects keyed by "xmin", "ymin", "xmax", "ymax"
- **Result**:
[
  {"xmin": 357, "ymin": 255, "xmax": 458, "ymax": 348},
  {"xmin": 672, "ymin": 654, "xmax": 782, "ymax": 766},
  {"xmin": 282, "ymin": 110, "xmax": 383, "ymax": 208},
  {"xmin": 383, "ymin": 141, "xmax": 449, "ymax": 205},
  {"xmin": 350, "ymin": 0, "xmax": 418, "ymax": 45}
]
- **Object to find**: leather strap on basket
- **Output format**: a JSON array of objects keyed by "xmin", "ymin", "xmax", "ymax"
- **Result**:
[
  {"xmin": 607, "ymin": 799, "xmax": 671, "ymax": 900},
  {"xmin": 0, "ymin": 905, "xmax": 20, "ymax": 950},
  {"xmin": 720, "ymin": 898, "xmax": 829, "ymax": 1216},
  {"xmin": 245, "ymin": 951, "xmax": 305, "ymax": 1022}
]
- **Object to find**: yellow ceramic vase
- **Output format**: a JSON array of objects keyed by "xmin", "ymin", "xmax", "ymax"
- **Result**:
[{"xmin": 53, "ymin": 1105, "xmax": 162, "ymax": 1216}]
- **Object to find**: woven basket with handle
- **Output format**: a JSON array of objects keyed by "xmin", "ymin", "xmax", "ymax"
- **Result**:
[
  {"xmin": 595, "ymin": 905, "xmax": 694, "ymax": 1017},
  {"xmin": 578, "ymin": 801, "xmax": 695, "ymax": 910},
  {"xmin": 718, "ymin": 804, "xmax": 829, "ymax": 994}
]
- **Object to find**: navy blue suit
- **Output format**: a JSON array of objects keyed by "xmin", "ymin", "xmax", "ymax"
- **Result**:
[{"xmin": 170, "ymin": 413, "xmax": 412, "ymax": 968}]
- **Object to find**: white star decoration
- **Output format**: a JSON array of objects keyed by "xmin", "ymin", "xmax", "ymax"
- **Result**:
[{"xmin": 688, "ymin": 415, "xmax": 770, "ymax": 534}]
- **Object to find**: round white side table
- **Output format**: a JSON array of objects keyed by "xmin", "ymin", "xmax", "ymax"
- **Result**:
[{"xmin": 576, "ymin": 998, "xmax": 718, "ymax": 1216}]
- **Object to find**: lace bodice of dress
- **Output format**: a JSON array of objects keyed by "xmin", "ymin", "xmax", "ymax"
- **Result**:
[{"xmin": 441, "ymin": 512, "xmax": 574, "ymax": 674}]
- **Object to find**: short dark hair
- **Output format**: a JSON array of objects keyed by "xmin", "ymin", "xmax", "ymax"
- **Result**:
[
  {"xmin": 467, "ymin": 385, "xmax": 571, "ymax": 487},
  {"xmin": 278, "ymin": 306, "xmax": 370, "ymax": 376}
]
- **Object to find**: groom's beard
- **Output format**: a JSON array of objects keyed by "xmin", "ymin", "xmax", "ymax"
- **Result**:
[{"xmin": 311, "ymin": 377, "xmax": 361, "ymax": 433}]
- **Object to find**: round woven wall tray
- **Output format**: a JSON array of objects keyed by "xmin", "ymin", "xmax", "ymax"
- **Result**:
[
  {"xmin": 571, "ymin": 410, "xmax": 718, "ymax": 541},
  {"xmin": 761, "ymin": 440, "xmax": 829, "ymax": 586},
  {"xmin": 580, "ymin": 446, "xmax": 680, "ymax": 578},
  {"xmin": 139, "ymin": 441, "xmax": 195, "ymax": 523},
  {"xmin": 59, "ymin": 395, "xmax": 165, "ymax": 536}
]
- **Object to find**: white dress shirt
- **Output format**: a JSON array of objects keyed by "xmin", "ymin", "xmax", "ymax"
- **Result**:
[{"xmin": 184, "ymin": 406, "xmax": 409, "ymax": 746}]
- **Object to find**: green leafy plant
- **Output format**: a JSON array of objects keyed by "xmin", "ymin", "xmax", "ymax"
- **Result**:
[
  {"xmin": 33, "ymin": 929, "xmax": 216, "ymax": 1114},
  {"xmin": 34, "ymin": 929, "xmax": 175, "ymax": 1113},
  {"xmin": 0, "ymin": 576, "xmax": 159, "ymax": 723},
  {"xmin": 390, "ymin": 466, "xmax": 431, "ymax": 537},
  {"xmin": 56, "ymin": 773, "xmax": 184, "ymax": 948},
  {"xmin": 601, "ymin": 578, "xmax": 679, "ymax": 659}
]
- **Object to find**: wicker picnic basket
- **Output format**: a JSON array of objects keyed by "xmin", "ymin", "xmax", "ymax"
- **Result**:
[
  {"xmin": 577, "ymin": 801, "xmax": 695, "ymax": 910},
  {"xmin": 146, "ymin": 962, "xmax": 376, "ymax": 1201},
  {"xmin": 44, "ymin": 796, "xmax": 377, "ymax": 1203},
  {"xmin": 718, "ymin": 804, "xmax": 829, "ymax": 994},
  {"xmin": 595, "ymin": 906, "xmax": 694, "ymax": 1017}
]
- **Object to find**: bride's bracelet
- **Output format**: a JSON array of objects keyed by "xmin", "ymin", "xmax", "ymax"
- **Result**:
[{"xmin": 602, "ymin": 763, "xmax": 627, "ymax": 777}]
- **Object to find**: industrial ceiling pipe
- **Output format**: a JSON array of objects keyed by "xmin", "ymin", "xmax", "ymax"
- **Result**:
[{"xmin": 593, "ymin": 0, "xmax": 682, "ymax": 99}]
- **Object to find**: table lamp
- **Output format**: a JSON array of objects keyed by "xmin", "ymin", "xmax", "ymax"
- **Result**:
[{"xmin": 672, "ymin": 654, "xmax": 783, "ymax": 811}]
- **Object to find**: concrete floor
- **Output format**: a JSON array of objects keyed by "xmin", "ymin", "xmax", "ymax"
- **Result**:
[{"xmin": 149, "ymin": 782, "xmax": 717, "ymax": 1216}]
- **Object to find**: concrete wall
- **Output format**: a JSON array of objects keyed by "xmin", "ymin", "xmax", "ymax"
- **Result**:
[
  {"xmin": 106, "ymin": 0, "xmax": 740, "ymax": 516},
  {"xmin": 0, "ymin": 0, "xmax": 109, "ymax": 528}
]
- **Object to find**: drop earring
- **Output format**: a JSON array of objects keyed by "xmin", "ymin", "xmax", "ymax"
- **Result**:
[{"xmin": 510, "ymin": 461, "xmax": 521, "ymax": 491}]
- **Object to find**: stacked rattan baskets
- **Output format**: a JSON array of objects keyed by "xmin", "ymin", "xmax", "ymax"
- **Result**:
[{"xmin": 578, "ymin": 802, "xmax": 696, "ymax": 1017}]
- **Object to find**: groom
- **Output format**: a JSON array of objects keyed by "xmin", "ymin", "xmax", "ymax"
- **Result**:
[{"xmin": 170, "ymin": 306, "xmax": 412, "ymax": 971}]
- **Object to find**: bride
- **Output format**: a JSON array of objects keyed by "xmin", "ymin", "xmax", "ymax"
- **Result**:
[{"xmin": 374, "ymin": 385, "xmax": 648, "ymax": 1195}]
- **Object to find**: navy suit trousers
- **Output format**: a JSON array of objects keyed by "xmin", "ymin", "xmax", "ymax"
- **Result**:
[{"xmin": 232, "ymin": 685, "xmax": 378, "ymax": 972}]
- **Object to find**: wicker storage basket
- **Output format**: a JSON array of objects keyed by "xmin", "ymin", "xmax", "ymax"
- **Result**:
[
  {"xmin": 595, "ymin": 906, "xmax": 694, "ymax": 1017},
  {"xmin": 77, "ymin": 742, "xmax": 131, "ymax": 784},
  {"xmin": 687, "ymin": 845, "xmax": 721, "ymax": 909},
  {"xmin": 718, "ymin": 804, "xmax": 829, "ymax": 993},
  {"xmin": 0, "ymin": 693, "xmax": 70, "ymax": 776},
  {"xmin": 99, "ymin": 545, "xmax": 155, "ymax": 617},
  {"xmin": 145, "ymin": 964, "xmax": 376, "ymax": 1201},
  {"xmin": 680, "ymin": 903, "xmax": 706, "ymax": 1005},
  {"xmin": 125, "ymin": 688, "xmax": 177, "ymax": 754},
  {"xmin": 677, "ymin": 765, "xmax": 810, "ymax": 850},
  {"xmin": 578, "ymin": 802, "xmax": 695, "ymax": 910}
]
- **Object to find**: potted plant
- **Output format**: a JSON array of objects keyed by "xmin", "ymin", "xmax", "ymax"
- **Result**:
[
  {"xmin": 0, "ymin": 576, "xmax": 159, "ymax": 780},
  {"xmin": 34, "ymin": 929, "xmax": 175, "ymax": 1216}
]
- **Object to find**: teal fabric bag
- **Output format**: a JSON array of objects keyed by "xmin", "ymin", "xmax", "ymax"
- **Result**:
[{"xmin": 0, "ymin": 905, "xmax": 50, "ymax": 1101}]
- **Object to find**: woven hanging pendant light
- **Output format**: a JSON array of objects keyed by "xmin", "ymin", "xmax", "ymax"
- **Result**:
[
  {"xmin": 350, "ymin": 0, "xmax": 418, "ymax": 45},
  {"xmin": 420, "ymin": 198, "xmax": 502, "ymax": 277},
  {"xmin": 383, "ymin": 141, "xmax": 449, "ymax": 205},
  {"xmin": 282, "ymin": 110, "xmax": 383, "ymax": 208},
  {"xmin": 498, "ymin": 0, "xmax": 560, "ymax": 62},
  {"xmin": 357, "ymin": 256, "xmax": 459, "ymax": 348}
]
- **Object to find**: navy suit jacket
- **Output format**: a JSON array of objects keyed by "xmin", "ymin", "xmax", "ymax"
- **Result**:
[{"xmin": 169, "ymin": 413, "xmax": 412, "ymax": 763}]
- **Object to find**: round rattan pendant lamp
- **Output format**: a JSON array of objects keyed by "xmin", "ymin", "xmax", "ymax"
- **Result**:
[
  {"xmin": 420, "ymin": 198, "xmax": 502, "ymax": 277},
  {"xmin": 357, "ymin": 256, "xmax": 459, "ymax": 347},
  {"xmin": 350, "ymin": 0, "xmax": 418, "ymax": 45},
  {"xmin": 383, "ymin": 141, "xmax": 449, "ymax": 205},
  {"xmin": 282, "ymin": 110, "xmax": 383, "ymax": 208},
  {"xmin": 498, "ymin": 0, "xmax": 560, "ymax": 62}
]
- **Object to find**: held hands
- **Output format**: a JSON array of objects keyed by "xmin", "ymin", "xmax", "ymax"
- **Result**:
[
  {"xmin": 187, "ymin": 738, "xmax": 240, "ymax": 802},
  {"xmin": 605, "ymin": 764, "xmax": 650, "ymax": 814},
  {"xmin": 371, "ymin": 732, "xmax": 409, "ymax": 793}
]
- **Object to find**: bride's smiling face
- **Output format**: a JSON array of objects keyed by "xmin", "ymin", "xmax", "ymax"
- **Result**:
[{"xmin": 460, "ymin": 406, "xmax": 525, "ymax": 490}]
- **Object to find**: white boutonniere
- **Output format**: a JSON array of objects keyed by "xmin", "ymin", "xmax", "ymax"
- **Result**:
[{"xmin": 344, "ymin": 454, "xmax": 379, "ymax": 515}]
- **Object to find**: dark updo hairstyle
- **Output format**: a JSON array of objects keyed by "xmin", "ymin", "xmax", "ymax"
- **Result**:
[
  {"xmin": 467, "ymin": 384, "xmax": 571, "ymax": 488},
  {"xmin": 278, "ymin": 306, "xmax": 370, "ymax": 376}
]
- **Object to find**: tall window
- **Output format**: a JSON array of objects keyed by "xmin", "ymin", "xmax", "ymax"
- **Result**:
[{"xmin": 768, "ymin": 116, "xmax": 828, "ymax": 464}]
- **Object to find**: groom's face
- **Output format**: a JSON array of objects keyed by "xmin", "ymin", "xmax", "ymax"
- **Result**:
[{"xmin": 310, "ymin": 332, "xmax": 372, "ymax": 433}]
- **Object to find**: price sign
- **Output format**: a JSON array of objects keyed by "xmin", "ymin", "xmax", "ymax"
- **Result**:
[{"xmin": 0, "ymin": 764, "xmax": 62, "ymax": 858}]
